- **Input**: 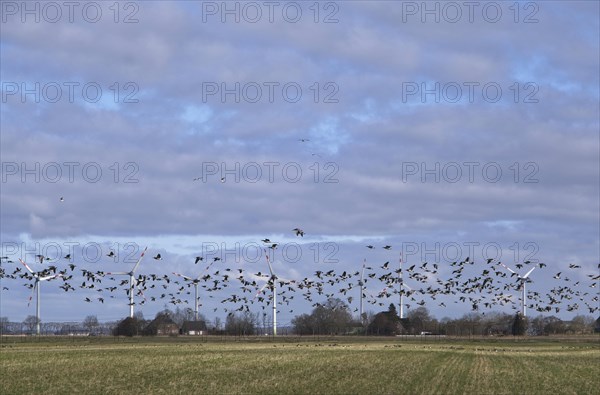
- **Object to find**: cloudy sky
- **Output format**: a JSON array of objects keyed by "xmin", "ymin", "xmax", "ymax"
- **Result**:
[{"xmin": 1, "ymin": 1, "xmax": 598, "ymax": 325}]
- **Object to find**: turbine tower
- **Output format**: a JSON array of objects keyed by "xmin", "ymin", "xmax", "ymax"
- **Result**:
[
  {"xmin": 107, "ymin": 246, "xmax": 147, "ymax": 318},
  {"xmin": 358, "ymin": 259, "xmax": 366, "ymax": 323},
  {"xmin": 399, "ymin": 253, "xmax": 404, "ymax": 319},
  {"xmin": 19, "ymin": 258, "xmax": 62, "ymax": 335},
  {"xmin": 265, "ymin": 252, "xmax": 277, "ymax": 336},
  {"xmin": 497, "ymin": 262, "xmax": 536, "ymax": 316}
]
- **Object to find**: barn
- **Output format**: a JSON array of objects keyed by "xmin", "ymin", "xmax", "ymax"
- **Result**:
[{"xmin": 181, "ymin": 320, "xmax": 207, "ymax": 335}]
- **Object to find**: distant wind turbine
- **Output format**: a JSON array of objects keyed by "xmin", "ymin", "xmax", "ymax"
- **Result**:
[
  {"xmin": 395, "ymin": 253, "xmax": 416, "ymax": 319},
  {"xmin": 497, "ymin": 262, "xmax": 535, "ymax": 316},
  {"xmin": 399, "ymin": 253, "xmax": 404, "ymax": 319},
  {"xmin": 358, "ymin": 259, "xmax": 367, "ymax": 323},
  {"xmin": 172, "ymin": 261, "xmax": 215, "ymax": 321},
  {"xmin": 265, "ymin": 253, "xmax": 279, "ymax": 336},
  {"xmin": 106, "ymin": 247, "xmax": 148, "ymax": 318},
  {"xmin": 254, "ymin": 251, "xmax": 292, "ymax": 336},
  {"xmin": 19, "ymin": 258, "xmax": 62, "ymax": 335}
]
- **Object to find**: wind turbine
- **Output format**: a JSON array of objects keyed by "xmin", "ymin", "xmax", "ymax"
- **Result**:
[
  {"xmin": 172, "ymin": 272, "xmax": 203, "ymax": 321},
  {"xmin": 497, "ymin": 262, "xmax": 535, "ymax": 316},
  {"xmin": 254, "ymin": 250, "xmax": 292, "ymax": 336},
  {"xmin": 18, "ymin": 258, "xmax": 62, "ymax": 335},
  {"xmin": 107, "ymin": 246, "xmax": 148, "ymax": 318},
  {"xmin": 399, "ymin": 253, "xmax": 404, "ymax": 319},
  {"xmin": 172, "ymin": 261, "xmax": 214, "ymax": 321},
  {"xmin": 265, "ymin": 252, "xmax": 278, "ymax": 336},
  {"xmin": 358, "ymin": 259, "xmax": 367, "ymax": 323},
  {"xmin": 394, "ymin": 253, "xmax": 417, "ymax": 319}
]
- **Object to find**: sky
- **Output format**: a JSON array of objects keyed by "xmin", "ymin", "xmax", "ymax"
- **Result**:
[{"xmin": 1, "ymin": 0, "xmax": 599, "ymax": 326}]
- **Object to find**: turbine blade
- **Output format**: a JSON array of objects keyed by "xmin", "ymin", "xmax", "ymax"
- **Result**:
[
  {"xmin": 522, "ymin": 267, "xmax": 536, "ymax": 279},
  {"xmin": 39, "ymin": 273, "xmax": 63, "ymax": 281},
  {"xmin": 265, "ymin": 252, "xmax": 274, "ymax": 276},
  {"xmin": 106, "ymin": 272, "xmax": 128, "ymax": 276},
  {"xmin": 365, "ymin": 289, "xmax": 378, "ymax": 302},
  {"xmin": 135, "ymin": 281, "xmax": 147, "ymax": 301},
  {"xmin": 18, "ymin": 258, "xmax": 34, "ymax": 274},
  {"xmin": 497, "ymin": 262, "xmax": 516, "ymax": 275},
  {"xmin": 27, "ymin": 282, "xmax": 37, "ymax": 307},
  {"xmin": 131, "ymin": 246, "xmax": 148, "ymax": 273},
  {"xmin": 276, "ymin": 276, "xmax": 295, "ymax": 285},
  {"xmin": 172, "ymin": 272, "xmax": 193, "ymax": 281},
  {"xmin": 198, "ymin": 260, "xmax": 216, "ymax": 279},
  {"xmin": 253, "ymin": 282, "xmax": 270, "ymax": 301}
]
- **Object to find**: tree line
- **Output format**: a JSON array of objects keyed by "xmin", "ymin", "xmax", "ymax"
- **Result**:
[{"xmin": 2, "ymin": 301, "xmax": 598, "ymax": 336}]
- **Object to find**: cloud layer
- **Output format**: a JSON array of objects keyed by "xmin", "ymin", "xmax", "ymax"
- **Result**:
[{"xmin": 1, "ymin": 1, "xmax": 598, "ymax": 323}]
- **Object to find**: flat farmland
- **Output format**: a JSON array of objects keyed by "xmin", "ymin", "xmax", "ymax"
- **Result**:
[{"xmin": 1, "ymin": 337, "xmax": 599, "ymax": 394}]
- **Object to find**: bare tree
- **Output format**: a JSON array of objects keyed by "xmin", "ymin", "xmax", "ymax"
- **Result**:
[
  {"xmin": 23, "ymin": 315, "xmax": 39, "ymax": 333},
  {"xmin": 292, "ymin": 298, "xmax": 354, "ymax": 335},
  {"xmin": 225, "ymin": 311, "xmax": 256, "ymax": 336},
  {"xmin": 213, "ymin": 316, "xmax": 222, "ymax": 332},
  {"xmin": 0, "ymin": 316, "xmax": 9, "ymax": 335},
  {"xmin": 569, "ymin": 315, "xmax": 595, "ymax": 334},
  {"xmin": 407, "ymin": 307, "xmax": 435, "ymax": 334},
  {"xmin": 133, "ymin": 311, "xmax": 144, "ymax": 321},
  {"xmin": 83, "ymin": 315, "xmax": 99, "ymax": 334}
]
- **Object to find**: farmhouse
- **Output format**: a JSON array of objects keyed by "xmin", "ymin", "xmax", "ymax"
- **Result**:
[
  {"xmin": 143, "ymin": 313, "xmax": 180, "ymax": 336},
  {"xmin": 181, "ymin": 320, "xmax": 207, "ymax": 335}
]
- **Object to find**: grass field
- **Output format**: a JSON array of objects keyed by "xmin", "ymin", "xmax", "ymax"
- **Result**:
[{"xmin": 1, "ymin": 336, "xmax": 599, "ymax": 394}]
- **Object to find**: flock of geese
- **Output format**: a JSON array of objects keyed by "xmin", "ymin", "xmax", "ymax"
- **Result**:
[{"xmin": 1, "ymin": 230, "xmax": 598, "ymax": 319}]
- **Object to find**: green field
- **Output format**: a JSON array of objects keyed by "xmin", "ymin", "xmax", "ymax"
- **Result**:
[{"xmin": 1, "ymin": 336, "xmax": 599, "ymax": 395}]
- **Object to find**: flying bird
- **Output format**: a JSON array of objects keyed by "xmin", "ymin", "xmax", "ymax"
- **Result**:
[
  {"xmin": 153, "ymin": 254, "xmax": 162, "ymax": 260},
  {"xmin": 293, "ymin": 228, "xmax": 304, "ymax": 237}
]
